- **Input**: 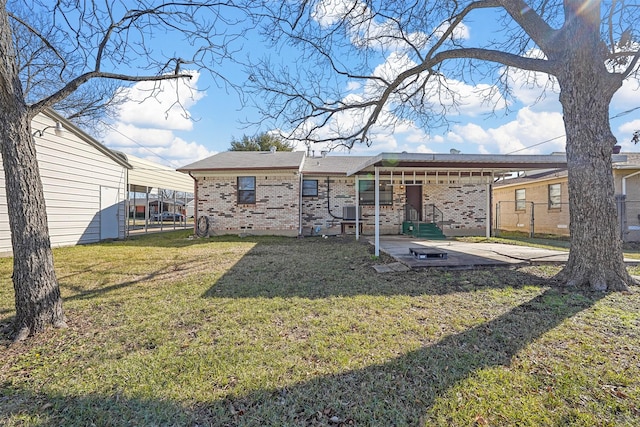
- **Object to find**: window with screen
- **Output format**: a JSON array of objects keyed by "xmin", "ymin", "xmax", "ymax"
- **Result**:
[
  {"xmin": 548, "ymin": 183, "xmax": 561, "ymax": 209},
  {"xmin": 302, "ymin": 179, "xmax": 318, "ymax": 197},
  {"xmin": 515, "ymin": 188, "xmax": 526, "ymax": 210}
]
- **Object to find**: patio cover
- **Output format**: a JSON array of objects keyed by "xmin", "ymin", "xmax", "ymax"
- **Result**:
[
  {"xmin": 346, "ymin": 152, "xmax": 573, "ymax": 176},
  {"xmin": 346, "ymin": 152, "xmax": 627, "ymax": 256},
  {"xmin": 122, "ymin": 154, "xmax": 195, "ymax": 193}
]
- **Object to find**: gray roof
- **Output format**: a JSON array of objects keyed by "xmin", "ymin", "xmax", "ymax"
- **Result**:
[
  {"xmin": 178, "ymin": 151, "xmax": 306, "ymax": 172},
  {"xmin": 493, "ymin": 169, "xmax": 568, "ymax": 188},
  {"xmin": 302, "ymin": 155, "xmax": 371, "ymax": 174},
  {"xmin": 612, "ymin": 152, "xmax": 640, "ymax": 169}
]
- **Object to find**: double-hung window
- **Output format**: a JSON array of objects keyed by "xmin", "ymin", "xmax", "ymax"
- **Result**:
[{"xmin": 237, "ymin": 176, "xmax": 256, "ymax": 204}]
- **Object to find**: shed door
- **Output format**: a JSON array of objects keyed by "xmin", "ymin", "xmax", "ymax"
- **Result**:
[
  {"xmin": 100, "ymin": 186, "xmax": 120, "ymax": 240},
  {"xmin": 405, "ymin": 186, "xmax": 422, "ymax": 221}
]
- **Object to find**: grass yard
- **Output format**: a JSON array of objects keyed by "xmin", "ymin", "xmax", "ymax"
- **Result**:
[{"xmin": 1, "ymin": 231, "xmax": 639, "ymax": 426}]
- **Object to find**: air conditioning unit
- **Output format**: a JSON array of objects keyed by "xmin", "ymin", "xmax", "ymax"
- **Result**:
[{"xmin": 343, "ymin": 206, "xmax": 361, "ymax": 220}]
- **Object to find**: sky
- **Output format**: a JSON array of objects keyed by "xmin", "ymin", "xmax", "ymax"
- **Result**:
[{"xmin": 97, "ymin": 2, "xmax": 640, "ymax": 170}]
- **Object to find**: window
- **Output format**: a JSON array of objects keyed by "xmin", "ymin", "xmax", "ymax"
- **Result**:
[
  {"xmin": 548, "ymin": 183, "xmax": 561, "ymax": 209},
  {"xmin": 302, "ymin": 179, "xmax": 318, "ymax": 197},
  {"xmin": 237, "ymin": 176, "xmax": 256, "ymax": 204},
  {"xmin": 359, "ymin": 180, "xmax": 393, "ymax": 205},
  {"xmin": 515, "ymin": 188, "xmax": 526, "ymax": 210}
]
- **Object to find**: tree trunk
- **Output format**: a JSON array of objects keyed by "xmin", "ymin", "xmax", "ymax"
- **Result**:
[
  {"xmin": 553, "ymin": 0, "xmax": 633, "ymax": 291},
  {"xmin": 0, "ymin": 4, "xmax": 65, "ymax": 339}
]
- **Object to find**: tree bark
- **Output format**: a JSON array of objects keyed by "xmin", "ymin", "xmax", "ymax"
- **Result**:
[
  {"xmin": 0, "ymin": 3, "xmax": 65, "ymax": 340},
  {"xmin": 553, "ymin": 0, "xmax": 633, "ymax": 291}
]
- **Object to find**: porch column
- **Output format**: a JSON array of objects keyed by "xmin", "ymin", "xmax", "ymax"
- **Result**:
[
  {"xmin": 486, "ymin": 182, "xmax": 491, "ymax": 238},
  {"xmin": 145, "ymin": 188, "xmax": 150, "ymax": 233},
  {"xmin": 355, "ymin": 174, "xmax": 360, "ymax": 241},
  {"xmin": 375, "ymin": 166, "xmax": 380, "ymax": 257}
]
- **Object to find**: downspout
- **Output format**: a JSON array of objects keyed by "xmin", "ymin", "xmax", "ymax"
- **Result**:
[
  {"xmin": 299, "ymin": 172, "xmax": 303, "ymax": 236},
  {"xmin": 189, "ymin": 172, "xmax": 198, "ymax": 235},
  {"xmin": 622, "ymin": 171, "xmax": 640, "ymax": 196},
  {"xmin": 326, "ymin": 176, "xmax": 344, "ymax": 219},
  {"xmin": 621, "ymin": 171, "xmax": 640, "ymax": 240}
]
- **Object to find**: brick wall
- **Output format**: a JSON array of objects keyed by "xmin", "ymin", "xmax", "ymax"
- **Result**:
[
  {"xmin": 425, "ymin": 183, "xmax": 488, "ymax": 236},
  {"xmin": 195, "ymin": 172, "xmax": 490, "ymax": 237},
  {"xmin": 301, "ymin": 177, "xmax": 487, "ymax": 236},
  {"xmin": 196, "ymin": 172, "xmax": 300, "ymax": 236},
  {"xmin": 493, "ymin": 178, "xmax": 570, "ymax": 236}
]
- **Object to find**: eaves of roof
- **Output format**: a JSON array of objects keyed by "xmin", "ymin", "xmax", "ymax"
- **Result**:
[{"xmin": 43, "ymin": 108, "xmax": 132, "ymax": 169}]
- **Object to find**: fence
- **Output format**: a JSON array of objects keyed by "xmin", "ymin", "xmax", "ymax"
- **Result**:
[
  {"xmin": 620, "ymin": 200, "xmax": 640, "ymax": 242},
  {"xmin": 494, "ymin": 201, "xmax": 570, "ymax": 238}
]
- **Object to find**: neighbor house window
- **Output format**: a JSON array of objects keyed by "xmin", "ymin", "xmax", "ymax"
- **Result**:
[
  {"xmin": 237, "ymin": 176, "xmax": 256, "ymax": 204},
  {"xmin": 359, "ymin": 180, "xmax": 393, "ymax": 205},
  {"xmin": 515, "ymin": 188, "xmax": 526, "ymax": 210},
  {"xmin": 548, "ymin": 183, "xmax": 561, "ymax": 209},
  {"xmin": 302, "ymin": 179, "xmax": 318, "ymax": 197}
]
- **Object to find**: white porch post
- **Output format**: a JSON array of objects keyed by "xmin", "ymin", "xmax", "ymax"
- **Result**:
[
  {"xmin": 486, "ymin": 181, "xmax": 491, "ymax": 238},
  {"xmin": 355, "ymin": 175, "xmax": 360, "ymax": 241},
  {"xmin": 375, "ymin": 166, "xmax": 380, "ymax": 257}
]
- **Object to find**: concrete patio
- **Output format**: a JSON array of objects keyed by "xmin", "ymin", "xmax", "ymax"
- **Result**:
[{"xmin": 372, "ymin": 236, "xmax": 640, "ymax": 271}]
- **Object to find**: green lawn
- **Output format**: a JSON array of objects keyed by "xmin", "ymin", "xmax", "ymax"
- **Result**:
[{"xmin": 1, "ymin": 232, "xmax": 639, "ymax": 426}]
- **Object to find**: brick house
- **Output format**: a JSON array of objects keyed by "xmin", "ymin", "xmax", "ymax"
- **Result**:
[
  {"xmin": 178, "ymin": 151, "xmax": 570, "ymax": 245},
  {"xmin": 493, "ymin": 153, "xmax": 640, "ymax": 241},
  {"xmin": 493, "ymin": 169, "xmax": 571, "ymax": 237}
]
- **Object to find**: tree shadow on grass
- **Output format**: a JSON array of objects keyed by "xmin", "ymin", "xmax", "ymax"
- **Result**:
[
  {"xmin": 199, "ymin": 288, "xmax": 604, "ymax": 426},
  {"xmin": 1, "ymin": 288, "xmax": 603, "ymax": 426},
  {"xmin": 204, "ymin": 237, "xmax": 553, "ymax": 299},
  {"xmin": 0, "ymin": 388, "xmax": 199, "ymax": 427}
]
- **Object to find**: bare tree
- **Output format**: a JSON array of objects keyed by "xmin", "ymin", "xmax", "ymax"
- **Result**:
[
  {"xmin": 1, "ymin": 0, "xmax": 246, "ymax": 340},
  {"xmin": 10, "ymin": 5, "xmax": 124, "ymax": 130},
  {"xmin": 247, "ymin": 0, "xmax": 640, "ymax": 292}
]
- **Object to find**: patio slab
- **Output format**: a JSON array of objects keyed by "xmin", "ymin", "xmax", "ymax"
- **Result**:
[{"xmin": 373, "ymin": 236, "xmax": 640, "ymax": 270}]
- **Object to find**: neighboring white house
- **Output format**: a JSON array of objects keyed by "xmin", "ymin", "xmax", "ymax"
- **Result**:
[{"xmin": 0, "ymin": 109, "xmax": 132, "ymax": 255}]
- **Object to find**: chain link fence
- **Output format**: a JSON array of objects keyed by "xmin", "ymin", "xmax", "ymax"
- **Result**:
[
  {"xmin": 494, "ymin": 201, "xmax": 570, "ymax": 238},
  {"xmin": 620, "ymin": 199, "xmax": 640, "ymax": 242}
]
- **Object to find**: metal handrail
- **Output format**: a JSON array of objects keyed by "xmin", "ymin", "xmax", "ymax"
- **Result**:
[{"xmin": 424, "ymin": 203, "xmax": 444, "ymax": 228}]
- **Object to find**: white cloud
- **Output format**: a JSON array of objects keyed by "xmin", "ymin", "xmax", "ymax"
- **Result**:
[
  {"xmin": 313, "ymin": 0, "xmax": 469, "ymax": 53},
  {"xmin": 102, "ymin": 71, "xmax": 214, "ymax": 167},
  {"xmin": 367, "ymin": 52, "xmax": 508, "ymax": 117},
  {"xmin": 450, "ymin": 108, "xmax": 566, "ymax": 154},
  {"xmin": 612, "ymin": 77, "xmax": 640, "ymax": 110},
  {"xmin": 114, "ymin": 71, "xmax": 205, "ymax": 131}
]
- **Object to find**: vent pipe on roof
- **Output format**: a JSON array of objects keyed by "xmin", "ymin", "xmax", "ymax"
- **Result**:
[
  {"xmin": 321, "ymin": 150, "xmax": 328, "ymax": 158},
  {"xmin": 270, "ymin": 146, "xmax": 277, "ymax": 153}
]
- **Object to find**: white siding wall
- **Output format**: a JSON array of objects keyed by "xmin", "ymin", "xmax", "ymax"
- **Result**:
[{"xmin": 0, "ymin": 113, "xmax": 128, "ymax": 254}]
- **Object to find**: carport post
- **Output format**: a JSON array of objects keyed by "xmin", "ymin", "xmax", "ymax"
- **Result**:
[
  {"xmin": 375, "ymin": 166, "xmax": 380, "ymax": 257},
  {"xmin": 486, "ymin": 182, "xmax": 491, "ymax": 238},
  {"xmin": 355, "ymin": 175, "xmax": 360, "ymax": 241}
]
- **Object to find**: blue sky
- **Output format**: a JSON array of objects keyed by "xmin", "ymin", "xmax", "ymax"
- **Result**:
[{"xmin": 99, "ymin": 3, "xmax": 640, "ymax": 169}]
